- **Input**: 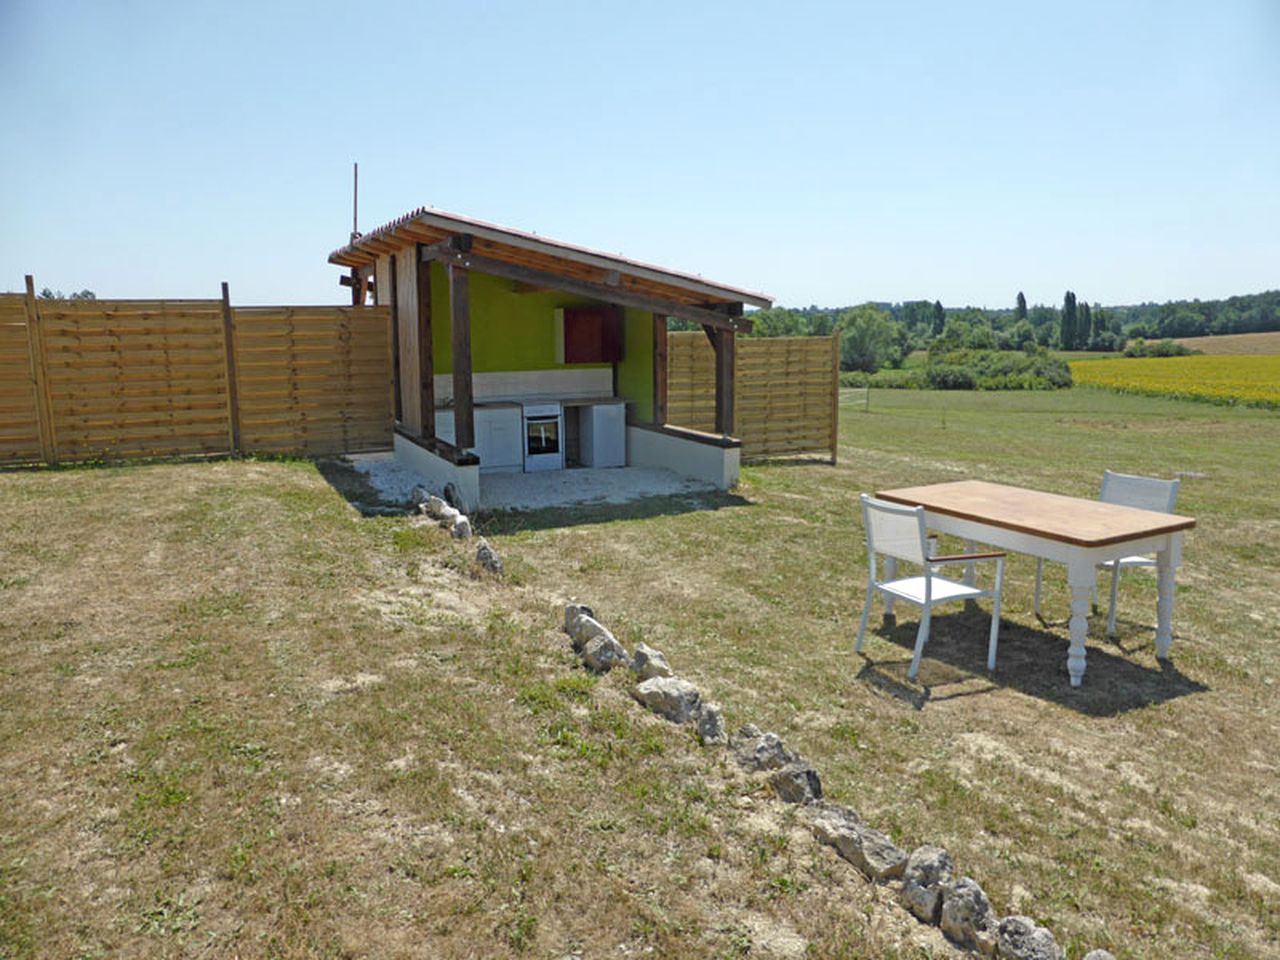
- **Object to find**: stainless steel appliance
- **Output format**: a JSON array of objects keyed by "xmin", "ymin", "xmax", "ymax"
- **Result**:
[{"xmin": 521, "ymin": 402, "xmax": 563, "ymax": 472}]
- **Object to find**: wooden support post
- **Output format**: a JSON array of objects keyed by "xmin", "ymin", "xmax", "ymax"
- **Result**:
[
  {"xmin": 416, "ymin": 246, "xmax": 436, "ymax": 441},
  {"xmin": 448, "ymin": 262, "xmax": 475, "ymax": 450},
  {"xmin": 22, "ymin": 275, "xmax": 57, "ymax": 465},
  {"xmin": 389, "ymin": 254, "xmax": 402, "ymax": 422},
  {"xmin": 829, "ymin": 329, "xmax": 840, "ymax": 464},
  {"xmin": 349, "ymin": 266, "xmax": 361, "ymax": 306},
  {"xmin": 652, "ymin": 313, "xmax": 668, "ymax": 425},
  {"xmin": 714, "ymin": 328, "xmax": 735, "ymax": 436},
  {"xmin": 220, "ymin": 282, "xmax": 242, "ymax": 454}
]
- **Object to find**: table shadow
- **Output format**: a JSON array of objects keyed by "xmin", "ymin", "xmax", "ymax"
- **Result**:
[{"xmin": 855, "ymin": 609, "xmax": 1207, "ymax": 716}]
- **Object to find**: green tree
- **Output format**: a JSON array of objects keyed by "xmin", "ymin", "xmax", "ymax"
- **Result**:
[
  {"xmin": 39, "ymin": 287, "xmax": 95, "ymax": 301},
  {"xmin": 838, "ymin": 304, "xmax": 901, "ymax": 372},
  {"xmin": 1015, "ymin": 291, "xmax": 1028, "ymax": 325},
  {"xmin": 931, "ymin": 300, "xmax": 945, "ymax": 337},
  {"xmin": 1061, "ymin": 291, "xmax": 1078, "ymax": 349},
  {"xmin": 1079, "ymin": 301, "xmax": 1093, "ymax": 348}
]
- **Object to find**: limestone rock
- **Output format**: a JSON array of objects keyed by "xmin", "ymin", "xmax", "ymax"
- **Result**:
[
  {"xmin": 807, "ymin": 804, "xmax": 905, "ymax": 880},
  {"xmin": 630, "ymin": 642, "xmax": 673, "ymax": 680},
  {"xmin": 769, "ymin": 761, "xmax": 823, "ymax": 804},
  {"xmin": 410, "ymin": 484, "xmax": 431, "ymax": 506},
  {"xmin": 565, "ymin": 613, "xmax": 614, "ymax": 654},
  {"xmin": 940, "ymin": 877, "xmax": 995, "ymax": 949},
  {"xmin": 438, "ymin": 505, "xmax": 460, "ymax": 528},
  {"xmin": 901, "ymin": 845, "xmax": 955, "ymax": 924},
  {"xmin": 443, "ymin": 482, "xmax": 463, "ymax": 510},
  {"xmin": 1082, "ymin": 951, "xmax": 1116, "ymax": 960},
  {"xmin": 731, "ymin": 725, "xmax": 796, "ymax": 772},
  {"xmin": 563, "ymin": 603, "xmax": 594, "ymax": 635},
  {"xmin": 995, "ymin": 916, "xmax": 1064, "ymax": 960},
  {"xmin": 581, "ymin": 633, "xmax": 629, "ymax": 674},
  {"xmin": 632, "ymin": 676, "xmax": 701, "ymax": 723},
  {"xmin": 450, "ymin": 516, "xmax": 473, "ymax": 539},
  {"xmin": 424, "ymin": 495, "xmax": 447, "ymax": 519},
  {"xmin": 476, "ymin": 538, "xmax": 503, "ymax": 574},
  {"xmin": 695, "ymin": 702, "xmax": 727, "ymax": 746}
]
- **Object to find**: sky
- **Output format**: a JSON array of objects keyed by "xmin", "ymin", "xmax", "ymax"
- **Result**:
[{"xmin": 2, "ymin": 0, "xmax": 1278, "ymax": 310}]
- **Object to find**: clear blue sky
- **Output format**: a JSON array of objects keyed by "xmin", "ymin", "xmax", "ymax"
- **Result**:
[{"xmin": 3, "ymin": 0, "xmax": 1277, "ymax": 309}]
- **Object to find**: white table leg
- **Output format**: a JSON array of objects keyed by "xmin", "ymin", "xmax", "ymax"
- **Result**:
[
  {"xmin": 962, "ymin": 540, "xmax": 977, "ymax": 588},
  {"xmin": 1155, "ymin": 534, "xmax": 1181, "ymax": 659},
  {"xmin": 1067, "ymin": 558, "xmax": 1093, "ymax": 687}
]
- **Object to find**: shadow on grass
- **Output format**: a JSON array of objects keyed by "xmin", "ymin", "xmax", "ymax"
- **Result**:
[
  {"xmin": 314, "ymin": 457, "xmax": 412, "ymax": 517},
  {"xmin": 475, "ymin": 490, "xmax": 753, "ymax": 535},
  {"xmin": 855, "ymin": 609, "xmax": 1208, "ymax": 716}
]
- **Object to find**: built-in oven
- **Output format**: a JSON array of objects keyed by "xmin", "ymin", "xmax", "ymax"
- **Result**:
[{"xmin": 521, "ymin": 402, "xmax": 564, "ymax": 472}]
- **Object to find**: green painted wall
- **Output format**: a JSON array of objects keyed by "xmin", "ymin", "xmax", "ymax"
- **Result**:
[
  {"xmin": 427, "ymin": 264, "xmax": 655, "ymax": 418},
  {"xmin": 617, "ymin": 307, "xmax": 654, "ymax": 421}
]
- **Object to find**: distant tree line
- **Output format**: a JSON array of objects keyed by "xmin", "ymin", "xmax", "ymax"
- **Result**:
[{"xmin": 742, "ymin": 288, "xmax": 1280, "ymax": 373}]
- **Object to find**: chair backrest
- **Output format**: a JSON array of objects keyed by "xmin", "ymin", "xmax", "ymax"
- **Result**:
[
  {"xmin": 861, "ymin": 494, "xmax": 928, "ymax": 565},
  {"xmin": 1099, "ymin": 470, "xmax": 1180, "ymax": 514}
]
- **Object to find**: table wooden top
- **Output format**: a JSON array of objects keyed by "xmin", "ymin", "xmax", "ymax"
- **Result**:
[{"xmin": 877, "ymin": 480, "xmax": 1196, "ymax": 548}]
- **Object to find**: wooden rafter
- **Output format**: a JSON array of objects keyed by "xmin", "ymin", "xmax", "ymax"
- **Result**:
[{"xmin": 421, "ymin": 240, "xmax": 751, "ymax": 333}]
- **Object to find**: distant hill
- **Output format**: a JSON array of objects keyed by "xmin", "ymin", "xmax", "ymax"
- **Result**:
[{"xmin": 1173, "ymin": 330, "xmax": 1280, "ymax": 355}]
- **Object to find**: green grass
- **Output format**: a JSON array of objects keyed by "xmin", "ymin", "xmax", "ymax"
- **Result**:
[{"xmin": 0, "ymin": 390, "xmax": 1277, "ymax": 958}]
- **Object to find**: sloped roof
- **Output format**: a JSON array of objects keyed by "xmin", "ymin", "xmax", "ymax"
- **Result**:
[{"xmin": 328, "ymin": 206, "xmax": 772, "ymax": 309}]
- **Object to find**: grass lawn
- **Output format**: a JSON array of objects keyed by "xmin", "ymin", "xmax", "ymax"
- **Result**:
[{"xmin": 2, "ymin": 389, "xmax": 1277, "ymax": 958}]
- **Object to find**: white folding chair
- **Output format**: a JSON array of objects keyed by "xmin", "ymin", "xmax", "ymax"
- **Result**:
[
  {"xmin": 856, "ymin": 494, "xmax": 1006, "ymax": 680},
  {"xmin": 1034, "ymin": 470, "xmax": 1180, "ymax": 636}
]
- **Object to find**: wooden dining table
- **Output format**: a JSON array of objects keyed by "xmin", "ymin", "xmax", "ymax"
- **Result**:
[{"xmin": 877, "ymin": 480, "xmax": 1196, "ymax": 686}]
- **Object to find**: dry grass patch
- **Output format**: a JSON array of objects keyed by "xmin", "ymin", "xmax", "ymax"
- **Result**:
[
  {"xmin": 487, "ymin": 389, "xmax": 1280, "ymax": 959},
  {"xmin": 0, "ymin": 457, "xmax": 968, "ymax": 959}
]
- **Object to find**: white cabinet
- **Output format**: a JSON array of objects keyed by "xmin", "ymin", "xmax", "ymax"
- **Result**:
[
  {"xmin": 580, "ymin": 401, "xmax": 626, "ymax": 468},
  {"xmin": 434, "ymin": 405, "xmax": 523, "ymax": 473},
  {"xmin": 477, "ymin": 406, "xmax": 523, "ymax": 473}
]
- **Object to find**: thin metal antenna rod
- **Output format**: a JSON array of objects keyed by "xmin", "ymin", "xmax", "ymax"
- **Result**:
[{"xmin": 351, "ymin": 162, "xmax": 359, "ymax": 241}]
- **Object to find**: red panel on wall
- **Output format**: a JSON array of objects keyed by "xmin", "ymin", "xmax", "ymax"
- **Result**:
[{"xmin": 564, "ymin": 306, "xmax": 623, "ymax": 363}]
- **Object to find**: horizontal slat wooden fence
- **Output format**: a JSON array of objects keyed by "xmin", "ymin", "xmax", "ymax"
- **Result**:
[
  {"xmin": 233, "ymin": 306, "xmax": 395, "ymax": 456},
  {"xmin": 667, "ymin": 331, "xmax": 839, "ymax": 462},
  {"xmin": 0, "ymin": 295, "xmax": 44, "ymax": 464},
  {"xmin": 0, "ymin": 283, "xmax": 392, "ymax": 466}
]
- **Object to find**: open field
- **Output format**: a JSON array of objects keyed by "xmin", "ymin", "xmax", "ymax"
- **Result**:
[
  {"xmin": 2, "ymin": 389, "xmax": 1278, "ymax": 958},
  {"xmin": 1070, "ymin": 355, "xmax": 1280, "ymax": 408},
  {"xmin": 1173, "ymin": 332, "xmax": 1280, "ymax": 355}
]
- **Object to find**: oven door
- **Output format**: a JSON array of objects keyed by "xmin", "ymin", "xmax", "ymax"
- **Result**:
[{"xmin": 523, "ymin": 409, "xmax": 564, "ymax": 472}]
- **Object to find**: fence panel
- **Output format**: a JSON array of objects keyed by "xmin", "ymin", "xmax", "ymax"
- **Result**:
[
  {"xmin": 233, "ymin": 306, "xmax": 393, "ymax": 456},
  {"xmin": 0, "ymin": 292, "xmax": 394, "ymax": 466},
  {"xmin": 666, "ymin": 331, "xmax": 839, "ymax": 461},
  {"xmin": 0, "ymin": 294, "xmax": 43, "ymax": 464},
  {"xmin": 37, "ymin": 299, "xmax": 231, "ymax": 462}
]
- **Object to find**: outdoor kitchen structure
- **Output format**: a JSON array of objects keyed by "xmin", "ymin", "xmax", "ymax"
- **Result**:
[{"xmin": 328, "ymin": 208, "xmax": 773, "ymax": 512}]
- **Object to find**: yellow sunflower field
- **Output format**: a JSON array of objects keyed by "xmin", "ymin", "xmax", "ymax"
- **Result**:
[{"xmin": 1070, "ymin": 355, "xmax": 1280, "ymax": 408}]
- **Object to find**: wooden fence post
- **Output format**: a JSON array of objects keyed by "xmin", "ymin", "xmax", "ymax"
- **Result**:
[
  {"xmin": 830, "ymin": 330, "xmax": 840, "ymax": 464},
  {"xmin": 220, "ymin": 282, "xmax": 242, "ymax": 454},
  {"xmin": 22, "ymin": 275, "xmax": 57, "ymax": 465}
]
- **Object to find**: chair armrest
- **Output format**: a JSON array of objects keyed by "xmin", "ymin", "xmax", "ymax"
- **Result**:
[{"xmin": 928, "ymin": 551, "xmax": 1005, "ymax": 564}]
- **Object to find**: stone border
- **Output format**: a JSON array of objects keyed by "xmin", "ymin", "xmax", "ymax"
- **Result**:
[
  {"xmin": 409, "ymin": 486, "xmax": 503, "ymax": 574},
  {"xmin": 562, "ymin": 603, "xmax": 1117, "ymax": 960}
]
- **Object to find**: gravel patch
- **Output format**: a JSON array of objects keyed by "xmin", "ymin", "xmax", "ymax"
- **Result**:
[
  {"xmin": 346, "ymin": 453, "xmax": 715, "ymax": 511},
  {"xmin": 346, "ymin": 453, "xmax": 428, "ymax": 503}
]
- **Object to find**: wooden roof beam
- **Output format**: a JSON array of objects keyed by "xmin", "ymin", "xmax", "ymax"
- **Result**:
[{"xmin": 421, "ymin": 242, "xmax": 751, "ymax": 333}]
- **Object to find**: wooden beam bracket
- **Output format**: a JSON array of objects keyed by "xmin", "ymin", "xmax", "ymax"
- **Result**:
[{"xmin": 420, "ymin": 247, "xmax": 751, "ymax": 333}]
